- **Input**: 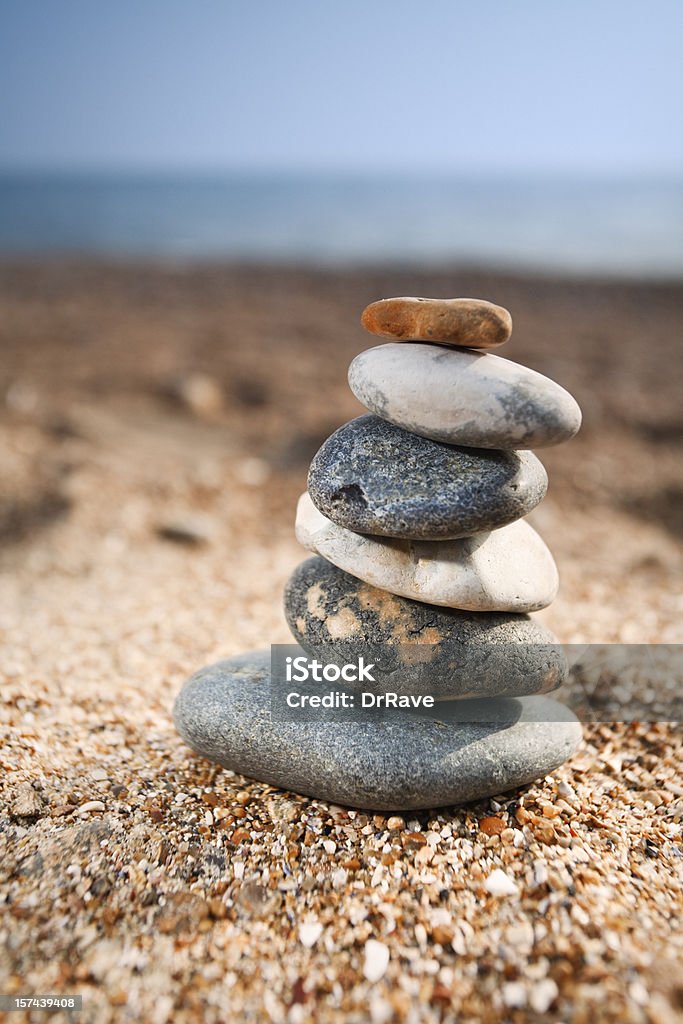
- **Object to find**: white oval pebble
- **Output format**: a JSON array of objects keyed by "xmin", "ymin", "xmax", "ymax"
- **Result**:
[
  {"xmin": 529, "ymin": 978, "xmax": 559, "ymax": 1013},
  {"xmin": 78, "ymin": 800, "xmax": 106, "ymax": 814},
  {"xmin": 299, "ymin": 920, "xmax": 323, "ymax": 948},
  {"xmin": 295, "ymin": 492, "xmax": 559, "ymax": 613},
  {"xmin": 363, "ymin": 940, "xmax": 390, "ymax": 982},
  {"xmin": 503, "ymin": 982, "xmax": 527, "ymax": 1008},
  {"xmin": 484, "ymin": 868, "xmax": 519, "ymax": 897},
  {"xmin": 348, "ymin": 343, "xmax": 582, "ymax": 449}
]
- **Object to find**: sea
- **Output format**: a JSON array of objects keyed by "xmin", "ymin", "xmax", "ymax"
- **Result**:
[{"xmin": 1, "ymin": 171, "xmax": 682, "ymax": 277}]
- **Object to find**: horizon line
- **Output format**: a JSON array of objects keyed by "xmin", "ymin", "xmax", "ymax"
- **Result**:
[{"xmin": 1, "ymin": 163, "xmax": 682, "ymax": 181}]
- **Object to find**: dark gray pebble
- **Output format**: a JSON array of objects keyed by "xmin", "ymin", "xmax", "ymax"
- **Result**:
[
  {"xmin": 284, "ymin": 557, "xmax": 567, "ymax": 699},
  {"xmin": 307, "ymin": 415, "xmax": 547, "ymax": 539}
]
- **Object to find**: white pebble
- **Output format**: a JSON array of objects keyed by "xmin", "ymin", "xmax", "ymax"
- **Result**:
[
  {"xmin": 349, "ymin": 343, "xmax": 581, "ymax": 449},
  {"xmin": 78, "ymin": 800, "xmax": 105, "ymax": 814},
  {"xmin": 332, "ymin": 868, "xmax": 348, "ymax": 889},
  {"xmin": 484, "ymin": 868, "xmax": 519, "ymax": 897},
  {"xmin": 628, "ymin": 981, "xmax": 649, "ymax": 1006},
  {"xmin": 369, "ymin": 995, "xmax": 393, "ymax": 1024},
  {"xmin": 558, "ymin": 780, "xmax": 578, "ymax": 801},
  {"xmin": 533, "ymin": 859, "xmax": 549, "ymax": 886},
  {"xmin": 363, "ymin": 939, "xmax": 390, "ymax": 983},
  {"xmin": 295, "ymin": 492, "xmax": 558, "ymax": 614},
  {"xmin": 289, "ymin": 1005, "xmax": 305, "ymax": 1024},
  {"xmin": 529, "ymin": 978, "xmax": 558, "ymax": 1013},
  {"xmin": 299, "ymin": 921, "xmax": 323, "ymax": 948},
  {"xmin": 370, "ymin": 865, "xmax": 384, "ymax": 887},
  {"xmin": 503, "ymin": 981, "xmax": 527, "ymax": 1008}
]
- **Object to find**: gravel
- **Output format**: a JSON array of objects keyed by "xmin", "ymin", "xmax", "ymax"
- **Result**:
[{"xmin": 0, "ymin": 261, "xmax": 681, "ymax": 1023}]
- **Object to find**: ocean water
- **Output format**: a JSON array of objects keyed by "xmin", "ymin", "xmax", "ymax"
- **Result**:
[{"xmin": 1, "ymin": 172, "xmax": 682, "ymax": 276}]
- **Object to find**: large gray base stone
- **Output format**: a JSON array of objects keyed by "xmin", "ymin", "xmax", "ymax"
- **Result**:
[{"xmin": 173, "ymin": 649, "xmax": 582, "ymax": 811}]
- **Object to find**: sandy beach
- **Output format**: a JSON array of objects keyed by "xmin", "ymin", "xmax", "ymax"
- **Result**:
[{"xmin": 1, "ymin": 260, "xmax": 682, "ymax": 1022}]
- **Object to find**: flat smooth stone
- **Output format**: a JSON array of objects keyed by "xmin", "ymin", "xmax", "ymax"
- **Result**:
[
  {"xmin": 173, "ymin": 649, "xmax": 582, "ymax": 811},
  {"xmin": 360, "ymin": 296, "xmax": 512, "ymax": 349},
  {"xmin": 307, "ymin": 415, "xmax": 548, "ymax": 540},
  {"xmin": 284, "ymin": 557, "xmax": 566, "ymax": 699},
  {"xmin": 295, "ymin": 492, "xmax": 559, "ymax": 612},
  {"xmin": 348, "ymin": 344, "xmax": 582, "ymax": 449}
]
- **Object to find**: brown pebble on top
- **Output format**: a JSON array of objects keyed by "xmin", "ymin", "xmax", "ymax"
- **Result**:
[{"xmin": 360, "ymin": 296, "xmax": 512, "ymax": 348}]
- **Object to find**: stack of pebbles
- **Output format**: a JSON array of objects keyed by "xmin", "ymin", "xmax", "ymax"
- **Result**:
[{"xmin": 174, "ymin": 296, "xmax": 583, "ymax": 811}]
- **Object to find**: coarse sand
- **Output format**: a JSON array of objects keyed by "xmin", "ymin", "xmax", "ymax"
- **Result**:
[{"xmin": 0, "ymin": 262, "xmax": 682, "ymax": 1023}]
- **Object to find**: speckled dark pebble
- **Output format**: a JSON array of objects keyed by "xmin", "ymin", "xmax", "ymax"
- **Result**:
[
  {"xmin": 283, "ymin": 557, "xmax": 566, "ymax": 699},
  {"xmin": 173, "ymin": 648, "xmax": 582, "ymax": 811},
  {"xmin": 307, "ymin": 415, "xmax": 547, "ymax": 539}
]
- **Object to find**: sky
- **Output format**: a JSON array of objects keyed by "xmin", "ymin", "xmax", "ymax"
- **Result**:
[{"xmin": 1, "ymin": 0, "xmax": 682, "ymax": 174}]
